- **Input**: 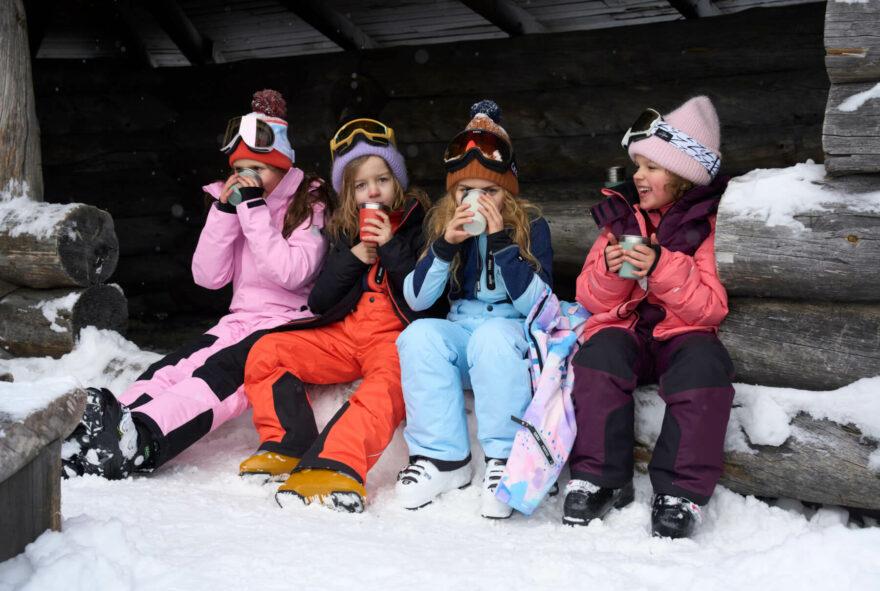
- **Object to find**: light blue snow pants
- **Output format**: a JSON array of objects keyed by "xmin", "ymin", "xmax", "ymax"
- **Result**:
[{"xmin": 396, "ymin": 300, "xmax": 532, "ymax": 462}]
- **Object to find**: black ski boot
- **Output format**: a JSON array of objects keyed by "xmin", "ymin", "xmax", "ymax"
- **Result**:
[
  {"xmin": 63, "ymin": 387, "xmax": 152, "ymax": 480},
  {"xmin": 562, "ymin": 479, "xmax": 634, "ymax": 526},
  {"xmin": 651, "ymin": 494, "xmax": 703, "ymax": 539}
]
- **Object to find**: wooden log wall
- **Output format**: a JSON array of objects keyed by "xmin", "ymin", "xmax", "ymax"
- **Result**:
[
  {"xmin": 31, "ymin": 4, "xmax": 829, "ymax": 321},
  {"xmin": 823, "ymin": 0, "xmax": 880, "ymax": 175}
]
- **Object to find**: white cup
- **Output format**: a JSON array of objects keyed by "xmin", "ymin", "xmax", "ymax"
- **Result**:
[{"xmin": 461, "ymin": 189, "xmax": 488, "ymax": 236}]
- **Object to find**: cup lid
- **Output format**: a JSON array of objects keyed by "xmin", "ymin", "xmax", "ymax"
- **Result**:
[
  {"xmin": 358, "ymin": 202, "xmax": 391, "ymax": 211},
  {"xmin": 618, "ymin": 234, "xmax": 648, "ymax": 242}
]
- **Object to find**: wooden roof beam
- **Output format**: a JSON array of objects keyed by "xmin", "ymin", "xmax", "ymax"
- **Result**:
[
  {"xmin": 666, "ymin": 0, "xmax": 723, "ymax": 19},
  {"xmin": 279, "ymin": 1, "xmax": 377, "ymax": 51},
  {"xmin": 23, "ymin": 0, "xmax": 59, "ymax": 58},
  {"xmin": 145, "ymin": 0, "xmax": 218, "ymax": 65},
  {"xmin": 113, "ymin": 0, "xmax": 160, "ymax": 68},
  {"xmin": 459, "ymin": 0, "xmax": 547, "ymax": 36}
]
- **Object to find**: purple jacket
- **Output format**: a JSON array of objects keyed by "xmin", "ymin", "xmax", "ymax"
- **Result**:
[{"xmin": 194, "ymin": 167, "xmax": 328, "ymax": 334}]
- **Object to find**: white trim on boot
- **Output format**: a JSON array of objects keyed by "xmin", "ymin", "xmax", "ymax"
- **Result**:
[{"xmin": 481, "ymin": 458, "xmax": 513, "ymax": 519}]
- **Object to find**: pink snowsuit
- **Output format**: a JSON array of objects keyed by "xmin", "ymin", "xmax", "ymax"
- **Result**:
[{"xmin": 118, "ymin": 167, "xmax": 328, "ymax": 468}]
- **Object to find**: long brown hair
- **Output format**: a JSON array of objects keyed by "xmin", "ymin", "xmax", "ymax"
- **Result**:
[
  {"xmin": 282, "ymin": 171, "xmax": 336, "ymax": 237},
  {"xmin": 422, "ymin": 184, "xmax": 543, "ymax": 286},
  {"xmin": 325, "ymin": 154, "xmax": 429, "ymax": 241}
]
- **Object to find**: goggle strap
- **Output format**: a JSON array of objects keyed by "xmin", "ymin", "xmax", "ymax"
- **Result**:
[{"xmin": 653, "ymin": 121, "xmax": 720, "ymax": 178}]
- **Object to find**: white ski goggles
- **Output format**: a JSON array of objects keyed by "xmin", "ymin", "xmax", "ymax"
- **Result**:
[
  {"xmin": 220, "ymin": 113, "xmax": 276, "ymax": 154},
  {"xmin": 621, "ymin": 108, "xmax": 720, "ymax": 179}
]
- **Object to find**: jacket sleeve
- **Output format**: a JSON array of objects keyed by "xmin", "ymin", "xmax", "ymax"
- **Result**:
[
  {"xmin": 490, "ymin": 217, "xmax": 554, "ymax": 317},
  {"xmin": 307, "ymin": 234, "xmax": 369, "ymax": 314},
  {"xmin": 646, "ymin": 216, "xmax": 728, "ymax": 327},
  {"xmin": 575, "ymin": 229, "xmax": 636, "ymax": 314},
  {"xmin": 236, "ymin": 197, "xmax": 328, "ymax": 290},
  {"xmin": 191, "ymin": 201, "xmax": 241, "ymax": 289},
  {"xmin": 376, "ymin": 220, "xmax": 425, "ymax": 298},
  {"xmin": 403, "ymin": 236, "xmax": 459, "ymax": 312}
]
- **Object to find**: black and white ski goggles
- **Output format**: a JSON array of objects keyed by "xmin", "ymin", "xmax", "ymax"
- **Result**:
[
  {"xmin": 621, "ymin": 108, "xmax": 720, "ymax": 179},
  {"xmin": 444, "ymin": 128, "xmax": 516, "ymax": 176},
  {"xmin": 220, "ymin": 114, "xmax": 276, "ymax": 154}
]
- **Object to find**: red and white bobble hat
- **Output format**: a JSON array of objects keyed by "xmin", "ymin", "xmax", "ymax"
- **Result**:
[{"xmin": 227, "ymin": 89, "xmax": 296, "ymax": 170}]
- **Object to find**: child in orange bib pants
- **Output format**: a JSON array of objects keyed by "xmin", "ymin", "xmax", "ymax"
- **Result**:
[{"xmin": 243, "ymin": 119, "xmax": 444, "ymax": 512}]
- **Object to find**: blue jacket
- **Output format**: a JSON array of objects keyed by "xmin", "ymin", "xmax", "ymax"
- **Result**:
[{"xmin": 404, "ymin": 217, "xmax": 553, "ymax": 319}]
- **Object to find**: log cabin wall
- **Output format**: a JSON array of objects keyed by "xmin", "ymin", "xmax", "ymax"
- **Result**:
[{"xmin": 31, "ymin": 4, "xmax": 828, "ymax": 332}]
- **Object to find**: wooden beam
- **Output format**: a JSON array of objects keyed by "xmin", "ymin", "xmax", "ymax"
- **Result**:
[
  {"xmin": 279, "ymin": 0, "xmax": 377, "ymax": 51},
  {"xmin": 666, "ymin": 0, "xmax": 722, "ymax": 19},
  {"xmin": 459, "ymin": 0, "xmax": 547, "ymax": 36},
  {"xmin": 113, "ymin": 0, "xmax": 159, "ymax": 68},
  {"xmin": 144, "ymin": 0, "xmax": 217, "ymax": 65}
]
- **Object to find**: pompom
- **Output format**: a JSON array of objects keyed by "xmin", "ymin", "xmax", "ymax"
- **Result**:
[
  {"xmin": 251, "ymin": 89, "xmax": 287, "ymax": 119},
  {"xmin": 470, "ymin": 99, "xmax": 501, "ymax": 124}
]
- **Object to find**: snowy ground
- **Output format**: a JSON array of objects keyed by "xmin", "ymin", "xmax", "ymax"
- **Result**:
[{"xmin": 1, "ymin": 327, "xmax": 880, "ymax": 591}]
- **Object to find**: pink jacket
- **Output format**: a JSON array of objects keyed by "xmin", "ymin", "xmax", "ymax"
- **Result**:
[
  {"xmin": 576, "ymin": 204, "xmax": 728, "ymax": 342},
  {"xmin": 193, "ymin": 167, "xmax": 328, "ymax": 333}
]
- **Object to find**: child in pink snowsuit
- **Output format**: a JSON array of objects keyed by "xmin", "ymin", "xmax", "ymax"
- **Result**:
[{"xmin": 62, "ymin": 90, "xmax": 334, "ymax": 479}]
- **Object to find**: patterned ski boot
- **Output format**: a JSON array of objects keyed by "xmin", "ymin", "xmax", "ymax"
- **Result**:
[
  {"xmin": 239, "ymin": 451, "xmax": 300, "ymax": 482},
  {"xmin": 64, "ymin": 387, "xmax": 152, "ymax": 479},
  {"xmin": 651, "ymin": 494, "xmax": 702, "ymax": 539},
  {"xmin": 276, "ymin": 468, "xmax": 367, "ymax": 513}
]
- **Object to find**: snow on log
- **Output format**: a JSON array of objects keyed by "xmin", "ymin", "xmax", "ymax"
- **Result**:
[
  {"xmin": 715, "ymin": 173, "xmax": 880, "ymax": 301},
  {"xmin": 823, "ymin": 82, "xmax": 880, "ymax": 176},
  {"xmin": 636, "ymin": 412, "xmax": 880, "ymax": 510},
  {"xmin": 0, "ymin": 198, "xmax": 118, "ymax": 288},
  {"xmin": 0, "ymin": 284, "xmax": 128, "ymax": 358},
  {"xmin": 0, "ymin": 380, "xmax": 86, "ymax": 562},
  {"xmin": 719, "ymin": 298, "xmax": 880, "ymax": 392}
]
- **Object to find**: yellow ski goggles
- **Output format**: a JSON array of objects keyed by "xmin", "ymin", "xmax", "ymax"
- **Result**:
[{"xmin": 330, "ymin": 118, "xmax": 396, "ymax": 161}]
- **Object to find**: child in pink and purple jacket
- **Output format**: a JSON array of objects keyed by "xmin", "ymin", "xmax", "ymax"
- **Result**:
[{"xmin": 62, "ymin": 90, "xmax": 334, "ymax": 479}]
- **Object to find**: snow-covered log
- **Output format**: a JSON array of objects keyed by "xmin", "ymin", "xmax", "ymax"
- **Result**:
[
  {"xmin": 0, "ymin": 199, "xmax": 119, "ymax": 288},
  {"xmin": 0, "ymin": 0, "xmax": 43, "ymax": 201},
  {"xmin": 715, "ymin": 174, "xmax": 880, "ymax": 301},
  {"xmin": 636, "ymin": 412, "xmax": 880, "ymax": 510},
  {"xmin": 719, "ymin": 298, "xmax": 880, "ymax": 392},
  {"xmin": 0, "ymin": 380, "xmax": 86, "ymax": 562},
  {"xmin": 823, "ymin": 83, "xmax": 880, "ymax": 176},
  {"xmin": 0, "ymin": 284, "xmax": 128, "ymax": 358}
]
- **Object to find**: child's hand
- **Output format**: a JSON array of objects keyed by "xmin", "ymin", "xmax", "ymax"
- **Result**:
[
  {"xmin": 219, "ymin": 172, "xmax": 263, "ymax": 204},
  {"xmin": 604, "ymin": 234, "xmax": 624, "ymax": 273},
  {"xmin": 478, "ymin": 193, "xmax": 504, "ymax": 234},
  {"xmin": 444, "ymin": 202, "xmax": 475, "ymax": 244},
  {"xmin": 625, "ymin": 233, "xmax": 659, "ymax": 277},
  {"xmin": 352, "ymin": 241, "xmax": 378, "ymax": 265},
  {"xmin": 360, "ymin": 211, "xmax": 393, "ymax": 247}
]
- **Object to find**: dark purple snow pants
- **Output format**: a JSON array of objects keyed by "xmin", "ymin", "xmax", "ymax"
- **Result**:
[{"xmin": 569, "ymin": 328, "xmax": 735, "ymax": 505}]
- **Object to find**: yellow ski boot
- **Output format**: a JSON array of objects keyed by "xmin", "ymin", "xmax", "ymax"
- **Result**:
[
  {"xmin": 239, "ymin": 452, "xmax": 300, "ymax": 482},
  {"xmin": 276, "ymin": 468, "xmax": 366, "ymax": 513}
]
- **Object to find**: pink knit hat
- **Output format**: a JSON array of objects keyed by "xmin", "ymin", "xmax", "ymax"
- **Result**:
[{"xmin": 628, "ymin": 96, "xmax": 721, "ymax": 186}]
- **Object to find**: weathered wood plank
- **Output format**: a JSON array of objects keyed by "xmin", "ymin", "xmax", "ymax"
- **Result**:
[
  {"xmin": 715, "ymin": 179, "xmax": 880, "ymax": 301},
  {"xmin": 718, "ymin": 298, "xmax": 880, "ymax": 391},
  {"xmin": 0, "ymin": 285, "xmax": 128, "ymax": 358},
  {"xmin": 826, "ymin": 153, "xmax": 880, "ymax": 176},
  {"xmin": 0, "ymin": 201, "xmax": 119, "ymax": 288},
  {"xmin": 0, "ymin": 0, "xmax": 43, "ymax": 201},
  {"xmin": 635, "ymin": 412, "xmax": 880, "ymax": 510},
  {"xmin": 823, "ymin": 82, "xmax": 880, "ymax": 155},
  {"xmin": 825, "ymin": 0, "xmax": 880, "ymax": 83}
]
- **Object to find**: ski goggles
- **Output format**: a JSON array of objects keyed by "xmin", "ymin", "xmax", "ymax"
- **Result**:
[
  {"xmin": 220, "ymin": 113, "xmax": 276, "ymax": 154},
  {"xmin": 443, "ymin": 128, "xmax": 515, "ymax": 175},
  {"xmin": 330, "ymin": 118, "xmax": 396, "ymax": 161},
  {"xmin": 621, "ymin": 108, "xmax": 720, "ymax": 179}
]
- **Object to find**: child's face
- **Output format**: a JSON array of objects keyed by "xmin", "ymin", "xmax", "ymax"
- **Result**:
[
  {"xmin": 353, "ymin": 156, "xmax": 396, "ymax": 209},
  {"xmin": 232, "ymin": 159, "xmax": 285, "ymax": 195},
  {"xmin": 632, "ymin": 155, "xmax": 676, "ymax": 210},
  {"xmin": 454, "ymin": 178, "xmax": 504, "ymax": 211}
]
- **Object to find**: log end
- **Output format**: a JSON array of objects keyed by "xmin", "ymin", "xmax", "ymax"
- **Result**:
[{"xmin": 58, "ymin": 206, "xmax": 119, "ymax": 286}]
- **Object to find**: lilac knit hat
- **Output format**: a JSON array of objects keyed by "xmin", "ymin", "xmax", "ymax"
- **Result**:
[
  {"xmin": 628, "ymin": 96, "xmax": 721, "ymax": 186},
  {"xmin": 330, "ymin": 130, "xmax": 408, "ymax": 193}
]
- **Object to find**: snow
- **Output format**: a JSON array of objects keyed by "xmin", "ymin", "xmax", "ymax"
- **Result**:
[
  {"xmin": 0, "ymin": 326, "xmax": 878, "ymax": 590},
  {"xmin": 0, "ymin": 377, "xmax": 80, "ymax": 422},
  {"xmin": 720, "ymin": 161, "xmax": 880, "ymax": 230},
  {"xmin": 1, "ymin": 161, "xmax": 879, "ymax": 588},
  {"xmin": 0, "ymin": 189, "xmax": 78, "ymax": 240},
  {"xmin": 838, "ymin": 82, "xmax": 880, "ymax": 113}
]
